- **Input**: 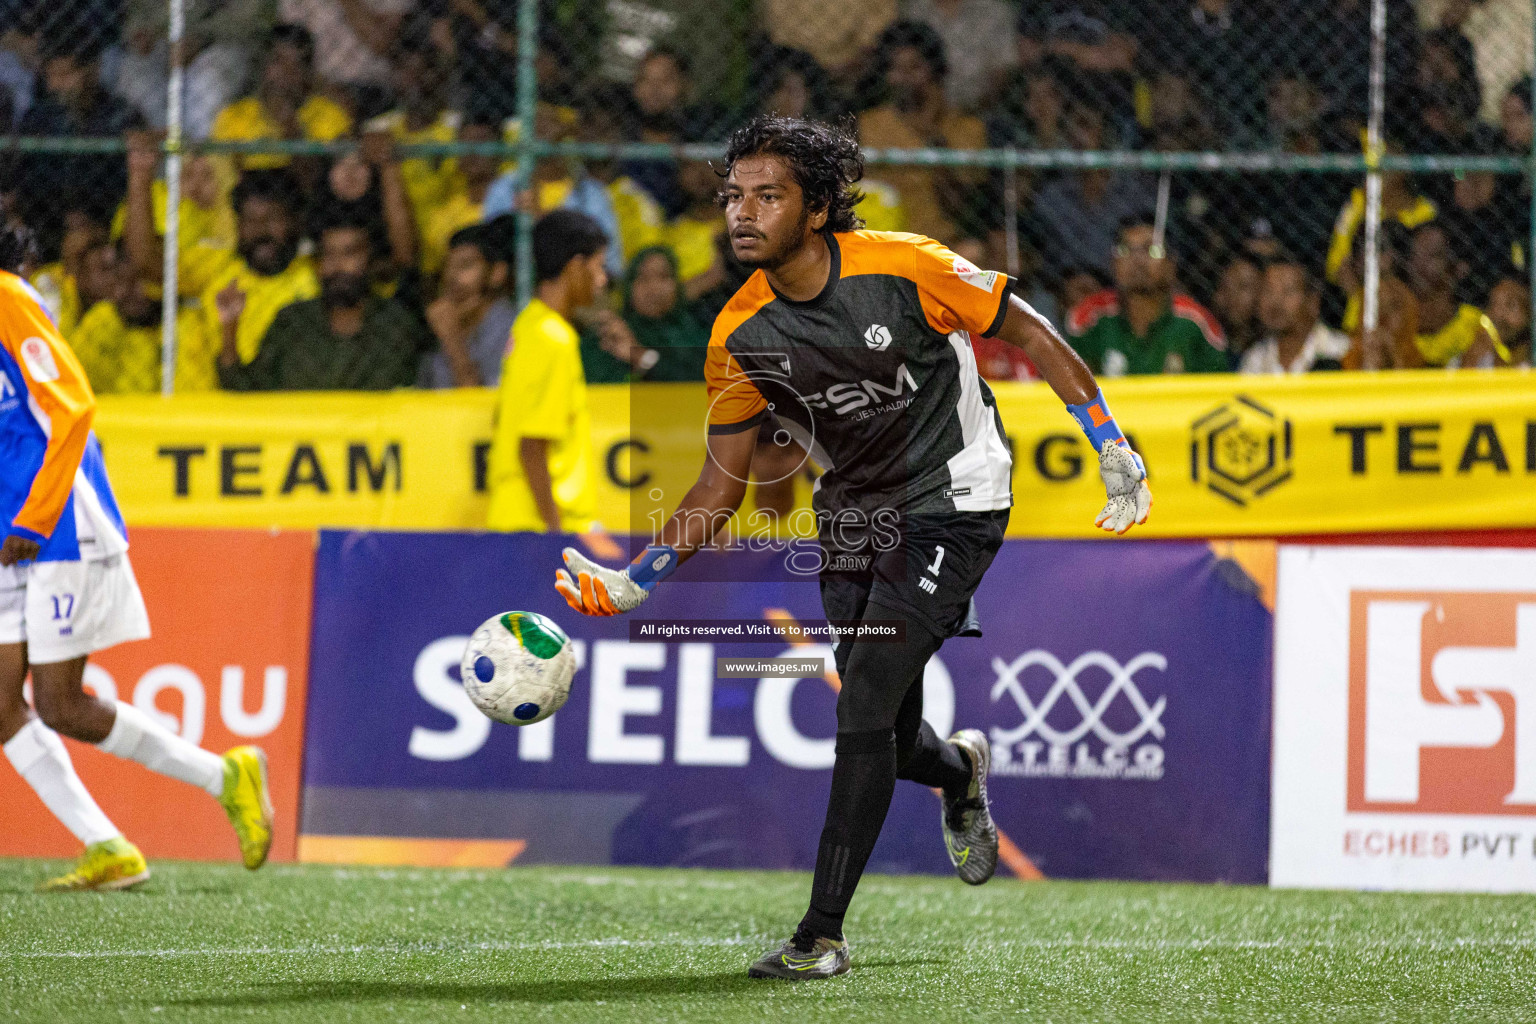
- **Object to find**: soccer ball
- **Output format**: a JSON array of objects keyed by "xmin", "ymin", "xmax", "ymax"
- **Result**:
[{"xmin": 461, "ymin": 611, "xmax": 576, "ymax": 726}]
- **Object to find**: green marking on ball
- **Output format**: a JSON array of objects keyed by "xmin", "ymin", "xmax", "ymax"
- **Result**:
[{"xmin": 502, "ymin": 611, "xmax": 567, "ymax": 660}]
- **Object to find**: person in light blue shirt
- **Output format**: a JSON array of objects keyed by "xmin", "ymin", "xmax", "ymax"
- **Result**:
[{"xmin": 482, "ymin": 167, "xmax": 624, "ymax": 279}]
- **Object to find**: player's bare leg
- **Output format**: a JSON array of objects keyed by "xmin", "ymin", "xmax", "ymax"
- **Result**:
[
  {"xmin": 0, "ymin": 645, "xmax": 146, "ymax": 891},
  {"xmin": 30, "ymin": 656, "xmax": 275, "ymax": 870}
]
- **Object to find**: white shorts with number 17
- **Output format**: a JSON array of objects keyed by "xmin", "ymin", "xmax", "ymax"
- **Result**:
[{"xmin": 0, "ymin": 554, "xmax": 151, "ymax": 665}]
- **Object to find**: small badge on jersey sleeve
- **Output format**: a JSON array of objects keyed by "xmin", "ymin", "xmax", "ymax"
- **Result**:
[
  {"xmin": 951, "ymin": 256, "xmax": 999, "ymax": 293},
  {"xmin": 19, "ymin": 337, "xmax": 60, "ymax": 383}
]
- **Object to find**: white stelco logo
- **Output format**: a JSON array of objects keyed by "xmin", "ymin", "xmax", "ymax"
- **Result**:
[
  {"xmin": 864, "ymin": 324, "xmax": 892, "ymax": 351},
  {"xmin": 988, "ymin": 650, "xmax": 1168, "ymax": 780},
  {"xmin": 802, "ymin": 362, "xmax": 918, "ymax": 418},
  {"xmin": 409, "ymin": 636, "xmax": 957, "ymax": 768}
]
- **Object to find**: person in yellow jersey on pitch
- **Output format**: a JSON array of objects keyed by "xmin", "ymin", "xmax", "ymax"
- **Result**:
[{"xmin": 487, "ymin": 211, "xmax": 609, "ymax": 538}]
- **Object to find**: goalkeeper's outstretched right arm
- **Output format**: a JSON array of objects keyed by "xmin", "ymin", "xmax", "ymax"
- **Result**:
[
  {"xmin": 556, "ymin": 426, "xmax": 758, "ymax": 616},
  {"xmin": 992, "ymin": 293, "xmax": 1153, "ymax": 534}
]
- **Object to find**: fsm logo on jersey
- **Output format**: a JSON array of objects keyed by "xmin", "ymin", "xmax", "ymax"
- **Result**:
[
  {"xmin": 987, "ymin": 649, "xmax": 1168, "ymax": 780},
  {"xmin": 1272, "ymin": 546, "xmax": 1536, "ymax": 892}
]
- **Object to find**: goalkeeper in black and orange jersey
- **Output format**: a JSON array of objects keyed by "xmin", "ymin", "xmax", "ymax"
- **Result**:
[{"xmin": 554, "ymin": 116, "xmax": 1151, "ymax": 980}]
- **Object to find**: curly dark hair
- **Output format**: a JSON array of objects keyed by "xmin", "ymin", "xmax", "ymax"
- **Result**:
[
  {"xmin": 721, "ymin": 115, "xmax": 865, "ymax": 235},
  {"xmin": 0, "ymin": 222, "xmax": 37, "ymax": 276}
]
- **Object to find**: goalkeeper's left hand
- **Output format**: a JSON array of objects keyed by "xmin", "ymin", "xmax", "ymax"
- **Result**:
[
  {"xmin": 1095, "ymin": 440, "xmax": 1152, "ymax": 535},
  {"xmin": 555, "ymin": 544, "xmax": 677, "ymax": 616}
]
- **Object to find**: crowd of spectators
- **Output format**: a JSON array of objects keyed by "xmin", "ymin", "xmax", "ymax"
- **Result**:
[{"xmin": 1, "ymin": 0, "xmax": 1532, "ymax": 395}]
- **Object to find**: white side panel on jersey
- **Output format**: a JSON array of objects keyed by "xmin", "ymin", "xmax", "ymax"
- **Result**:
[
  {"xmin": 26, "ymin": 393, "xmax": 51, "ymax": 438},
  {"xmin": 71, "ymin": 468, "xmax": 130, "ymax": 561},
  {"xmin": 943, "ymin": 331, "xmax": 1013, "ymax": 511}
]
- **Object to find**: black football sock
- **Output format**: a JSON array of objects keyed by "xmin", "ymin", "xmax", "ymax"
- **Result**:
[
  {"xmin": 798, "ymin": 727, "xmax": 897, "ymax": 943},
  {"xmin": 887, "ymin": 659, "xmax": 973, "ymax": 797},
  {"xmin": 897, "ymin": 717, "xmax": 973, "ymax": 799}
]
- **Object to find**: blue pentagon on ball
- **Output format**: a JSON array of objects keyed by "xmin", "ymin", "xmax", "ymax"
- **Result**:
[
  {"xmin": 473, "ymin": 655, "xmax": 496, "ymax": 683},
  {"xmin": 513, "ymin": 702, "xmax": 541, "ymax": 721}
]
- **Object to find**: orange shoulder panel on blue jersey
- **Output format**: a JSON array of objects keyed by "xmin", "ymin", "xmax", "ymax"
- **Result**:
[{"xmin": 0, "ymin": 271, "xmax": 97, "ymax": 543}]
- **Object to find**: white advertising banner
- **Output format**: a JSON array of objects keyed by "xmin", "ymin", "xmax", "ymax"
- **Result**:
[{"xmin": 1272, "ymin": 545, "xmax": 1536, "ymax": 891}]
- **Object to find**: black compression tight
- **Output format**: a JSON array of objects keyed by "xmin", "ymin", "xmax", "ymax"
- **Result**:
[{"xmin": 799, "ymin": 599, "xmax": 973, "ymax": 942}]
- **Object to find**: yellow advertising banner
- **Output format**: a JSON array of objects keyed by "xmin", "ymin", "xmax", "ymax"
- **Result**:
[{"xmin": 94, "ymin": 369, "xmax": 1536, "ymax": 538}]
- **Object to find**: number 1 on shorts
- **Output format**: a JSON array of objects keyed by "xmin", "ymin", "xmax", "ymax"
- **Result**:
[{"xmin": 925, "ymin": 545, "xmax": 945, "ymax": 576}]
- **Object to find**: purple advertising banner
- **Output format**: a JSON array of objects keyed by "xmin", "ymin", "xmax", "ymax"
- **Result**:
[{"xmin": 303, "ymin": 532, "xmax": 1272, "ymax": 882}]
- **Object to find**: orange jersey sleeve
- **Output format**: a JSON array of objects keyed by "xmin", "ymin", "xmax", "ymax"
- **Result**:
[
  {"xmin": 1, "ymin": 275, "xmax": 97, "ymax": 541},
  {"xmin": 704, "ymin": 277, "xmax": 772, "ymax": 434},
  {"xmin": 909, "ymin": 235, "xmax": 1013, "ymax": 338}
]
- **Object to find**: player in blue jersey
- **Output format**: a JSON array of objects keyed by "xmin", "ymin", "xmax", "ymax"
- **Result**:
[{"xmin": 0, "ymin": 223, "xmax": 274, "ymax": 890}]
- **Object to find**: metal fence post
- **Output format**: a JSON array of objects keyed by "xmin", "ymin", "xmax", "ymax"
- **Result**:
[
  {"xmin": 159, "ymin": 0, "xmax": 184, "ymax": 395},
  {"xmin": 1360, "ymin": 0, "xmax": 1387, "ymax": 360},
  {"xmin": 1002, "ymin": 149, "xmax": 1020, "ymax": 278},
  {"xmin": 513, "ymin": 0, "xmax": 539, "ymax": 311}
]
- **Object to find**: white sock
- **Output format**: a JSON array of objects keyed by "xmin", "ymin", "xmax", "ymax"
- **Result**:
[
  {"xmin": 4, "ymin": 718, "xmax": 121, "ymax": 847},
  {"xmin": 97, "ymin": 702, "xmax": 225, "ymax": 798}
]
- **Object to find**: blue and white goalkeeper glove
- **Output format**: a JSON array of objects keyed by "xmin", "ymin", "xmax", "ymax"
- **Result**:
[
  {"xmin": 556, "ymin": 545, "xmax": 678, "ymax": 616},
  {"xmin": 1067, "ymin": 389, "xmax": 1152, "ymax": 535}
]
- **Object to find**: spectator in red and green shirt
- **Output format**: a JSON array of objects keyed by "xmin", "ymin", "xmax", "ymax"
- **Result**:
[{"xmin": 1066, "ymin": 214, "xmax": 1228, "ymax": 376}]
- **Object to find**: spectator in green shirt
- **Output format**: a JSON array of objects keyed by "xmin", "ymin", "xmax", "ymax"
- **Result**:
[
  {"xmin": 580, "ymin": 246, "xmax": 709, "ymax": 383},
  {"xmin": 1065, "ymin": 214, "xmax": 1229, "ymax": 375},
  {"xmin": 220, "ymin": 217, "xmax": 426, "ymax": 390}
]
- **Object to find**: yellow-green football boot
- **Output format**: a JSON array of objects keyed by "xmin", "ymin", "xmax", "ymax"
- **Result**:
[
  {"xmin": 39, "ymin": 837, "xmax": 150, "ymax": 892},
  {"xmin": 747, "ymin": 932, "xmax": 851, "ymax": 980},
  {"xmin": 941, "ymin": 729, "xmax": 998, "ymax": 885},
  {"xmin": 219, "ymin": 746, "xmax": 274, "ymax": 869}
]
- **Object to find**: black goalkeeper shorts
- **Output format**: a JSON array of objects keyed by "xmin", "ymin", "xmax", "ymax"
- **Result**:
[{"xmin": 818, "ymin": 509, "xmax": 1010, "ymax": 653}]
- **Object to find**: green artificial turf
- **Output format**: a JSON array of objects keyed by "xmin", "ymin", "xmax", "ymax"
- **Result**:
[{"xmin": 3, "ymin": 858, "xmax": 1534, "ymax": 1023}]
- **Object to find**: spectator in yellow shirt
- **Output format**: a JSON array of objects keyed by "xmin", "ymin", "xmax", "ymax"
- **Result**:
[
  {"xmin": 120, "ymin": 135, "xmax": 237, "ymax": 300},
  {"xmin": 71, "ymin": 242, "xmax": 214, "ymax": 393},
  {"xmin": 419, "ymin": 113, "xmax": 501, "ymax": 277},
  {"xmin": 201, "ymin": 169, "xmax": 319, "ymax": 368},
  {"xmin": 1487, "ymin": 274, "xmax": 1531, "ymax": 367},
  {"xmin": 662, "ymin": 161, "xmax": 730, "ymax": 300},
  {"xmin": 362, "ymin": 31, "xmax": 461, "ymax": 233},
  {"xmin": 209, "ymin": 24, "xmax": 352, "ymax": 174},
  {"xmin": 487, "ymin": 210, "xmax": 609, "ymax": 534},
  {"xmin": 1406, "ymin": 221, "xmax": 1506, "ymax": 368},
  {"xmin": 28, "ymin": 208, "xmax": 111, "ymax": 338},
  {"xmin": 1325, "ymin": 136, "xmax": 1436, "ymax": 285}
]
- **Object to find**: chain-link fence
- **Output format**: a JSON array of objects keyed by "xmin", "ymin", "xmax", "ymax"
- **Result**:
[{"xmin": 1, "ymin": 0, "xmax": 1532, "ymax": 393}]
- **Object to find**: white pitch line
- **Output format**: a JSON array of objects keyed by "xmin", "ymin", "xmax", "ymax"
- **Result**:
[
  {"xmin": 985, "ymin": 936, "xmax": 1536, "ymax": 952},
  {"xmin": 1, "ymin": 935, "xmax": 764, "ymax": 960},
  {"xmin": 6, "ymin": 934, "xmax": 1533, "ymax": 960}
]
